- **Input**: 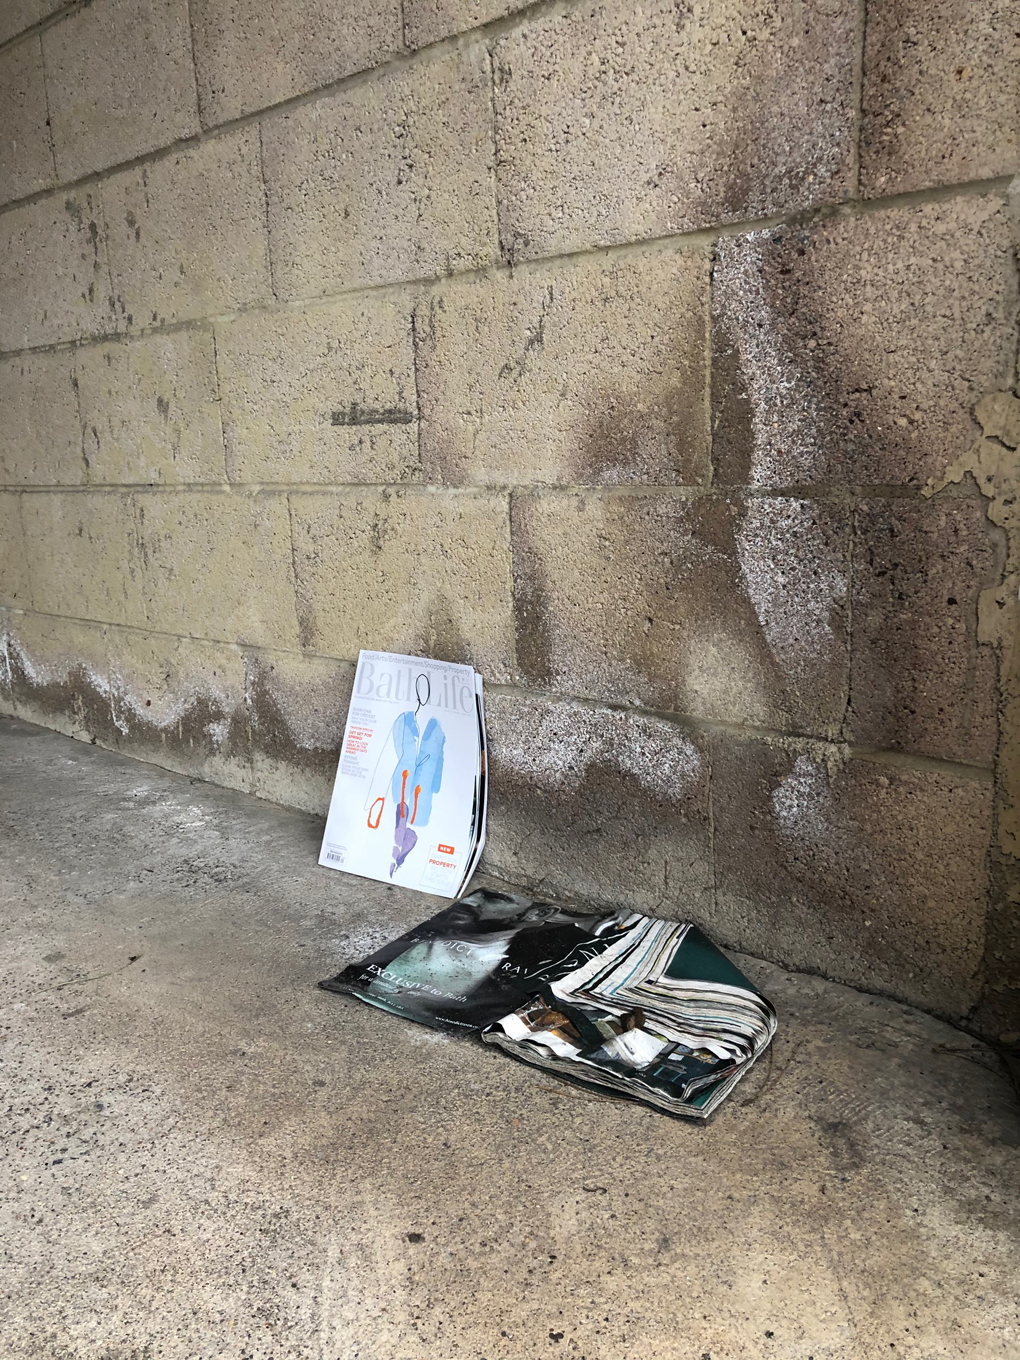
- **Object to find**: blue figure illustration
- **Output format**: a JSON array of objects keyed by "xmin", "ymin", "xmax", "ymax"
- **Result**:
[{"xmin": 364, "ymin": 710, "xmax": 445, "ymax": 877}]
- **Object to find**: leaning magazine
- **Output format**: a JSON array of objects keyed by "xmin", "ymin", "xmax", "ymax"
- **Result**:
[
  {"xmin": 319, "ymin": 652, "xmax": 487, "ymax": 899},
  {"xmin": 320, "ymin": 889, "xmax": 777, "ymax": 1119}
]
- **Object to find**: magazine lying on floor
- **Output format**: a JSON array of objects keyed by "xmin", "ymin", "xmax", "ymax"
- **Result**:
[
  {"xmin": 318, "ymin": 651, "xmax": 487, "ymax": 899},
  {"xmin": 320, "ymin": 889, "xmax": 776, "ymax": 1119}
]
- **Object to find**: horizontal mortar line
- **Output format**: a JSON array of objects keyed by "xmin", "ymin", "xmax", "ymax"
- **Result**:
[
  {"xmin": 0, "ymin": 0, "xmax": 85, "ymax": 59},
  {"xmin": 2, "ymin": 605, "xmax": 358, "ymax": 674},
  {"xmin": 482, "ymin": 867, "xmax": 975, "ymax": 1023},
  {"xmin": 2, "ymin": 604, "xmax": 351, "ymax": 668},
  {"xmin": 0, "ymin": 0, "xmax": 581, "ymax": 221},
  {"xmin": 0, "ymin": 480, "xmax": 986, "ymax": 499},
  {"xmin": 2, "ymin": 604, "xmax": 993, "ymax": 782},
  {"xmin": 841, "ymin": 744, "xmax": 996, "ymax": 781},
  {"xmin": 481, "ymin": 866, "xmax": 996, "ymax": 1029},
  {"xmin": 0, "ymin": 0, "xmax": 1011, "ymax": 236},
  {"xmin": 487, "ymin": 481, "xmax": 982, "ymax": 500},
  {"xmin": 485, "ymin": 682, "xmax": 995, "ymax": 781},
  {"xmin": 4, "ymin": 480, "xmax": 494, "ymax": 495},
  {"xmin": 0, "ymin": 172, "xmax": 1012, "ymax": 364}
]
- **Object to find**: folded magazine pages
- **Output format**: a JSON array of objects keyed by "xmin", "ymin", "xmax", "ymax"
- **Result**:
[
  {"xmin": 320, "ymin": 889, "xmax": 777, "ymax": 1119},
  {"xmin": 319, "ymin": 651, "xmax": 487, "ymax": 899}
]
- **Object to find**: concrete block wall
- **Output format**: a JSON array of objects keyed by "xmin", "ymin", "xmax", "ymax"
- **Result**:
[{"xmin": 0, "ymin": 0, "xmax": 1017, "ymax": 1035}]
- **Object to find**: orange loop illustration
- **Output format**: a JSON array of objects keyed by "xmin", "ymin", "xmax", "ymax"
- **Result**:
[{"xmin": 367, "ymin": 796, "xmax": 384, "ymax": 830}]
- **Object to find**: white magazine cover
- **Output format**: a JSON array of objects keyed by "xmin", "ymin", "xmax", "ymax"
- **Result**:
[{"xmin": 319, "ymin": 651, "xmax": 483, "ymax": 898}]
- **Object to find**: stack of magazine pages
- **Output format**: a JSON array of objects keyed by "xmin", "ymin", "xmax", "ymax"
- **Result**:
[
  {"xmin": 321, "ymin": 889, "xmax": 777, "ymax": 1119},
  {"xmin": 319, "ymin": 652, "xmax": 487, "ymax": 899}
]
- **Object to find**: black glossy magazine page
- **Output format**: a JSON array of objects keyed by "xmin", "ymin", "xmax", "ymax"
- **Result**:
[
  {"xmin": 319, "ymin": 888, "xmax": 777, "ymax": 1118},
  {"xmin": 320, "ymin": 888, "xmax": 628, "ymax": 1032}
]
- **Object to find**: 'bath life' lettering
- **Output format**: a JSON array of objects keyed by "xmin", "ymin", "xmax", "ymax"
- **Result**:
[{"xmin": 356, "ymin": 658, "xmax": 474, "ymax": 715}]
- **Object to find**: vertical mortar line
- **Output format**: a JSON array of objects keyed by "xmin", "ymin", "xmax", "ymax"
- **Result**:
[
  {"xmin": 69, "ymin": 342, "xmax": 88, "ymax": 482},
  {"xmin": 98, "ymin": 610, "xmax": 116, "ymax": 740},
  {"xmin": 35, "ymin": 30, "xmax": 59, "ymax": 183},
  {"xmin": 237, "ymin": 634, "xmax": 256, "ymax": 790},
  {"xmin": 705, "ymin": 242, "xmax": 716, "ymax": 487},
  {"xmin": 838, "ymin": 497, "xmax": 857, "ymax": 743},
  {"xmin": 485, "ymin": 42, "xmax": 508, "ymax": 266},
  {"xmin": 852, "ymin": 0, "xmax": 868, "ymax": 196},
  {"xmin": 993, "ymin": 237, "xmax": 1019, "ymax": 891},
  {"xmin": 285, "ymin": 492, "xmax": 305, "ymax": 650},
  {"xmin": 208, "ymin": 324, "xmax": 230, "ymax": 484},
  {"xmin": 1010, "ymin": 209, "xmax": 1020, "ymax": 387},
  {"xmin": 507, "ymin": 487, "xmax": 520, "ymax": 686},
  {"xmin": 14, "ymin": 489, "xmax": 33, "ymax": 622},
  {"xmin": 130, "ymin": 490, "xmax": 153, "ymax": 632},
  {"xmin": 256, "ymin": 122, "xmax": 278, "ymax": 302},
  {"xmin": 399, "ymin": 0, "xmax": 409, "ymax": 51},
  {"xmin": 95, "ymin": 182, "xmax": 118, "ymax": 332},
  {"xmin": 183, "ymin": 0, "xmax": 205, "ymax": 131},
  {"xmin": 409, "ymin": 304, "xmax": 424, "ymax": 478}
]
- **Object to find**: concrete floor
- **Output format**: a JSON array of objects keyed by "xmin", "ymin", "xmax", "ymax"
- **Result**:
[{"xmin": 0, "ymin": 717, "xmax": 1017, "ymax": 1360}]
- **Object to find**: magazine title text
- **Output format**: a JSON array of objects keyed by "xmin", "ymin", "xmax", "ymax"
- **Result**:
[{"xmin": 356, "ymin": 660, "xmax": 475, "ymax": 715}]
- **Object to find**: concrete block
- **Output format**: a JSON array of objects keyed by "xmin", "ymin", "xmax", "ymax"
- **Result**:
[
  {"xmin": 492, "ymin": 0, "xmax": 857, "ymax": 261},
  {"xmin": 19, "ymin": 490, "xmax": 147, "ymax": 624},
  {"xmin": 0, "ymin": 0, "xmax": 71, "ymax": 44},
  {"xmin": 42, "ymin": 0, "xmax": 199, "ymax": 181},
  {"xmin": 106, "ymin": 626, "xmax": 252, "ymax": 790},
  {"xmin": 262, "ymin": 49, "xmax": 498, "ymax": 299},
  {"xmin": 190, "ymin": 0, "xmax": 402, "ymax": 126},
  {"xmin": 215, "ymin": 295, "xmax": 420, "ymax": 485},
  {"xmin": 246, "ymin": 650, "xmax": 354, "ymax": 814},
  {"xmin": 0, "ymin": 494, "xmax": 30, "ymax": 607},
  {"xmin": 6, "ymin": 609, "xmax": 117, "ymax": 742},
  {"xmin": 134, "ymin": 491, "xmax": 300, "ymax": 648},
  {"xmin": 0, "ymin": 350, "xmax": 83, "ymax": 485},
  {"xmin": 0, "ymin": 37, "xmax": 56, "ymax": 205},
  {"xmin": 483, "ymin": 691, "xmax": 712, "ymax": 917},
  {"xmin": 0, "ymin": 189, "xmax": 114, "ymax": 349},
  {"xmin": 104, "ymin": 129, "xmax": 274, "ymax": 330},
  {"xmin": 289, "ymin": 488, "xmax": 513, "ymax": 677},
  {"xmin": 848, "ymin": 498, "xmax": 1000, "ymax": 765},
  {"xmin": 712, "ymin": 198, "xmax": 1017, "ymax": 487},
  {"xmin": 75, "ymin": 329, "xmax": 226, "ymax": 485},
  {"xmin": 712, "ymin": 736, "xmax": 992, "ymax": 1016},
  {"xmin": 512, "ymin": 492, "xmax": 849, "ymax": 735},
  {"xmin": 416, "ymin": 247, "xmax": 710, "ymax": 485},
  {"xmin": 403, "ymin": 0, "xmax": 530, "ymax": 47},
  {"xmin": 861, "ymin": 0, "xmax": 1020, "ymax": 195}
]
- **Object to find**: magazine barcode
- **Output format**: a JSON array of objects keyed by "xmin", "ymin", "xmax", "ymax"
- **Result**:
[{"xmin": 325, "ymin": 850, "xmax": 345, "ymax": 864}]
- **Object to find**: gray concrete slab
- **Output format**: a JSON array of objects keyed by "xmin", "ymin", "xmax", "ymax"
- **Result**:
[{"xmin": 0, "ymin": 715, "xmax": 1017, "ymax": 1360}]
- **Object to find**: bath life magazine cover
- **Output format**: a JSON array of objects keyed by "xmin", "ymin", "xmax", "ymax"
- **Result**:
[
  {"xmin": 318, "ymin": 652, "xmax": 486, "ymax": 899},
  {"xmin": 320, "ymin": 889, "xmax": 777, "ymax": 1119}
]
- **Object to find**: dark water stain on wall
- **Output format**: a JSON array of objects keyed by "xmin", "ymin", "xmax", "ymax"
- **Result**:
[
  {"xmin": 113, "ymin": 687, "xmax": 250, "ymax": 774},
  {"xmin": 9, "ymin": 648, "xmax": 119, "ymax": 747},
  {"xmin": 483, "ymin": 692, "xmax": 713, "ymax": 920},
  {"xmin": 246, "ymin": 656, "xmax": 343, "ymax": 784}
]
